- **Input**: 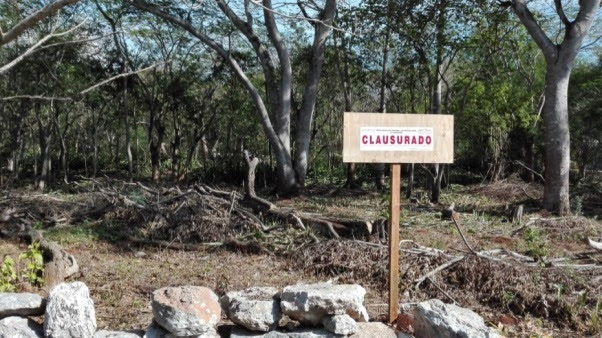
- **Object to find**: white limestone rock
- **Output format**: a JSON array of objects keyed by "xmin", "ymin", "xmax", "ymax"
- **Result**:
[
  {"xmin": 221, "ymin": 287, "xmax": 281, "ymax": 332},
  {"xmin": 280, "ymin": 283, "xmax": 369, "ymax": 326},
  {"xmin": 151, "ymin": 286, "xmax": 221, "ymax": 337},
  {"xmin": 0, "ymin": 316, "xmax": 43, "ymax": 338},
  {"xmin": 44, "ymin": 282, "xmax": 96, "ymax": 338},
  {"xmin": 412, "ymin": 299, "xmax": 500, "ymax": 338},
  {"xmin": 0, "ymin": 292, "xmax": 45, "ymax": 318},
  {"xmin": 322, "ymin": 314, "xmax": 357, "ymax": 335}
]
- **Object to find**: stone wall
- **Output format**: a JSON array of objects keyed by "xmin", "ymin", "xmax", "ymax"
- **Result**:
[{"xmin": 0, "ymin": 281, "xmax": 499, "ymax": 338}]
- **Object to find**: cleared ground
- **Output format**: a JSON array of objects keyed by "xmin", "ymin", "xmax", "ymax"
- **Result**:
[{"xmin": 0, "ymin": 178, "xmax": 601, "ymax": 337}]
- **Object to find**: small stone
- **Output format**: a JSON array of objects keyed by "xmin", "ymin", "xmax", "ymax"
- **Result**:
[
  {"xmin": 350, "ymin": 322, "xmax": 396, "ymax": 338},
  {"xmin": 230, "ymin": 327, "xmax": 336, "ymax": 337},
  {"xmin": 143, "ymin": 321, "xmax": 168, "ymax": 338},
  {"xmin": 151, "ymin": 286, "xmax": 220, "ymax": 337},
  {"xmin": 221, "ymin": 287, "xmax": 281, "ymax": 332},
  {"xmin": 93, "ymin": 330, "xmax": 144, "ymax": 338},
  {"xmin": 134, "ymin": 251, "xmax": 147, "ymax": 258},
  {"xmin": 497, "ymin": 314, "xmax": 518, "ymax": 326},
  {"xmin": 44, "ymin": 282, "xmax": 96, "ymax": 338},
  {"xmin": 322, "ymin": 314, "xmax": 357, "ymax": 335},
  {"xmin": 0, "ymin": 292, "xmax": 45, "ymax": 318},
  {"xmin": 395, "ymin": 312, "xmax": 413, "ymax": 333},
  {"xmin": 0, "ymin": 316, "xmax": 43, "ymax": 338}
]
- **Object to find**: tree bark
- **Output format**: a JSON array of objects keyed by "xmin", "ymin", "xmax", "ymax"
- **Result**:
[
  {"xmin": 509, "ymin": 0, "xmax": 599, "ymax": 214},
  {"xmin": 374, "ymin": 2, "xmax": 392, "ymax": 191},
  {"xmin": 405, "ymin": 163, "xmax": 414, "ymax": 199},
  {"xmin": 542, "ymin": 64, "xmax": 571, "ymax": 214},
  {"xmin": 294, "ymin": 0, "xmax": 337, "ymax": 187},
  {"xmin": 0, "ymin": 0, "xmax": 80, "ymax": 46},
  {"xmin": 244, "ymin": 150, "xmax": 259, "ymax": 198}
]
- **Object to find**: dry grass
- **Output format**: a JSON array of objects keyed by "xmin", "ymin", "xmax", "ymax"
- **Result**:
[{"xmin": 0, "ymin": 178, "xmax": 600, "ymax": 337}]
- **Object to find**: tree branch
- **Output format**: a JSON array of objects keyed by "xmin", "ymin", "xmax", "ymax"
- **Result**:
[
  {"xmin": 0, "ymin": 21, "xmax": 86, "ymax": 75},
  {"xmin": 510, "ymin": 0, "xmax": 558, "ymax": 61},
  {"xmin": 1, "ymin": 62, "xmax": 167, "ymax": 101},
  {"xmin": 554, "ymin": 0, "xmax": 571, "ymax": 28},
  {"xmin": 0, "ymin": 0, "xmax": 80, "ymax": 46},
  {"xmin": 133, "ymin": 0, "xmax": 284, "ymax": 155}
]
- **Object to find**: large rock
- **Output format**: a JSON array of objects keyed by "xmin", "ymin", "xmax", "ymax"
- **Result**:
[
  {"xmin": 412, "ymin": 299, "xmax": 500, "ymax": 338},
  {"xmin": 0, "ymin": 316, "xmax": 43, "ymax": 338},
  {"xmin": 350, "ymin": 322, "xmax": 396, "ymax": 338},
  {"xmin": 322, "ymin": 314, "xmax": 357, "ymax": 335},
  {"xmin": 44, "ymin": 282, "xmax": 96, "ymax": 338},
  {"xmin": 93, "ymin": 330, "xmax": 144, "ymax": 338},
  {"xmin": 221, "ymin": 287, "xmax": 281, "ymax": 332},
  {"xmin": 280, "ymin": 283, "xmax": 369, "ymax": 326},
  {"xmin": 230, "ymin": 327, "xmax": 336, "ymax": 338},
  {"xmin": 0, "ymin": 292, "xmax": 45, "ymax": 318},
  {"xmin": 151, "ymin": 286, "xmax": 221, "ymax": 337}
]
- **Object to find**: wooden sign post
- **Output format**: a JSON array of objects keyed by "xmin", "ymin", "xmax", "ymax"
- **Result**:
[{"xmin": 342, "ymin": 112, "xmax": 454, "ymax": 323}]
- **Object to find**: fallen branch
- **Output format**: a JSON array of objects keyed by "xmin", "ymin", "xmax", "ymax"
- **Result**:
[
  {"xmin": 588, "ymin": 238, "xmax": 602, "ymax": 251},
  {"xmin": 514, "ymin": 161, "xmax": 545, "ymax": 183},
  {"xmin": 415, "ymin": 255, "xmax": 466, "ymax": 289},
  {"xmin": 127, "ymin": 237, "xmax": 223, "ymax": 251},
  {"xmin": 451, "ymin": 214, "xmax": 477, "ymax": 255},
  {"xmin": 426, "ymin": 277, "xmax": 458, "ymax": 305}
]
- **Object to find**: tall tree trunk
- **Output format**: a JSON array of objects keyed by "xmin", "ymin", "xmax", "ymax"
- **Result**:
[
  {"xmin": 293, "ymin": 0, "xmax": 337, "ymax": 188},
  {"xmin": 509, "ymin": 0, "xmax": 599, "ymax": 214},
  {"xmin": 542, "ymin": 64, "xmax": 570, "ymax": 214},
  {"xmin": 524, "ymin": 137, "xmax": 535, "ymax": 182},
  {"xmin": 428, "ymin": 0, "xmax": 447, "ymax": 204},
  {"xmin": 375, "ymin": 10, "xmax": 391, "ymax": 191},
  {"xmin": 123, "ymin": 70, "xmax": 133, "ymax": 182},
  {"xmin": 334, "ymin": 25, "xmax": 359, "ymax": 190}
]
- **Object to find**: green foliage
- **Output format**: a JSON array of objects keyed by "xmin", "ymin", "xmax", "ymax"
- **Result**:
[
  {"xmin": 0, "ymin": 241, "xmax": 46, "ymax": 292},
  {"xmin": 0, "ymin": 257, "xmax": 17, "ymax": 292},
  {"xmin": 588, "ymin": 299, "xmax": 602, "ymax": 335},
  {"xmin": 523, "ymin": 227, "xmax": 548, "ymax": 261},
  {"xmin": 18, "ymin": 242, "xmax": 44, "ymax": 287}
]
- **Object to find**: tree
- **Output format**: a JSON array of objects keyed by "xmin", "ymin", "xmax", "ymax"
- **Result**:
[
  {"xmin": 503, "ymin": 0, "xmax": 600, "ymax": 214},
  {"xmin": 0, "ymin": 0, "xmax": 80, "ymax": 47},
  {"xmin": 133, "ymin": 0, "xmax": 337, "ymax": 194}
]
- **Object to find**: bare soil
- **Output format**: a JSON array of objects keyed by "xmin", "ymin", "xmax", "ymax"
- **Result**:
[{"xmin": 0, "ymin": 178, "xmax": 601, "ymax": 337}]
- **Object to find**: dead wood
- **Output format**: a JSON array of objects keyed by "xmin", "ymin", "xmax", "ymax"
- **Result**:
[
  {"xmin": 22, "ymin": 230, "xmax": 79, "ymax": 288},
  {"xmin": 441, "ymin": 203, "xmax": 455, "ymax": 219},
  {"xmin": 126, "ymin": 237, "xmax": 223, "ymax": 251},
  {"xmin": 512, "ymin": 204, "xmax": 524, "ymax": 224},
  {"xmin": 587, "ymin": 237, "xmax": 602, "ymax": 251},
  {"xmin": 414, "ymin": 255, "xmax": 466, "ymax": 289},
  {"xmin": 243, "ymin": 150, "xmax": 259, "ymax": 198},
  {"xmin": 450, "ymin": 213, "xmax": 477, "ymax": 255}
]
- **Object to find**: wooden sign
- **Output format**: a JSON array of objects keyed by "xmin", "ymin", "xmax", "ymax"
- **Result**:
[
  {"xmin": 343, "ymin": 113, "xmax": 454, "ymax": 164},
  {"xmin": 342, "ymin": 112, "xmax": 454, "ymax": 324}
]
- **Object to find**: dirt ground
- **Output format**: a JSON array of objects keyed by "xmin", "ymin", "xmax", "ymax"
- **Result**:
[{"xmin": 1, "ymin": 178, "xmax": 601, "ymax": 337}]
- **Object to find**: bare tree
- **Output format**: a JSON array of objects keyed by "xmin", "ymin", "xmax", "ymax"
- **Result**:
[
  {"xmin": 502, "ymin": 0, "xmax": 600, "ymax": 214},
  {"xmin": 133, "ymin": 0, "xmax": 337, "ymax": 194},
  {"xmin": 0, "ymin": 0, "xmax": 80, "ymax": 47}
]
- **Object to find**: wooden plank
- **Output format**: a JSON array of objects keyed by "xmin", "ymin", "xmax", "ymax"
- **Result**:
[
  {"xmin": 343, "ymin": 112, "xmax": 454, "ymax": 163},
  {"xmin": 388, "ymin": 163, "xmax": 401, "ymax": 323}
]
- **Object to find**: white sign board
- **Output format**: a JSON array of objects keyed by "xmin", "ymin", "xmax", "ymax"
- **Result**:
[{"xmin": 343, "ymin": 112, "xmax": 454, "ymax": 164}]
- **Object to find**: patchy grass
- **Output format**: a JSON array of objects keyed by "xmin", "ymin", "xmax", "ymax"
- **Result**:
[
  {"xmin": 1, "ymin": 178, "xmax": 600, "ymax": 337},
  {"xmin": 44, "ymin": 221, "xmax": 121, "ymax": 245}
]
